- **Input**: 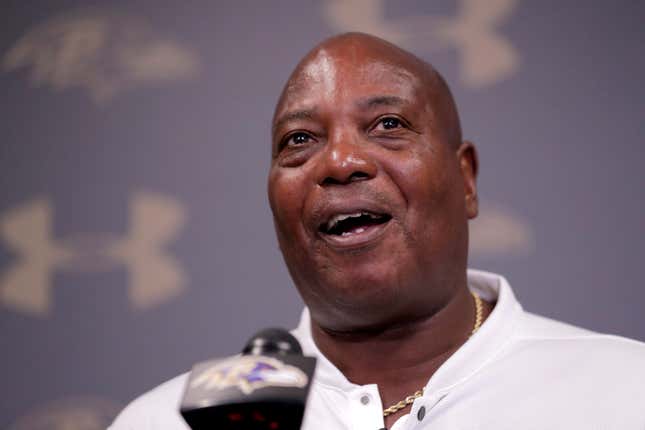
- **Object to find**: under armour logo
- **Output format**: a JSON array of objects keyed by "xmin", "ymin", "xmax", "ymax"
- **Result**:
[
  {"xmin": 8, "ymin": 396, "xmax": 121, "ymax": 430},
  {"xmin": 469, "ymin": 203, "xmax": 533, "ymax": 257},
  {"xmin": 0, "ymin": 192, "xmax": 187, "ymax": 316},
  {"xmin": 323, "ymin": 0, "xmax": 520, "ymax": 88}
]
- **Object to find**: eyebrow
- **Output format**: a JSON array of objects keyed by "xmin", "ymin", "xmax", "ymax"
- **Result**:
[{"xmin": 273, "ymin": 109, "xmax": 317, "ymax": 135}]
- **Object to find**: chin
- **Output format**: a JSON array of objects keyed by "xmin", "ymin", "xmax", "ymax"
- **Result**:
[
  {"xmin": 316, "ymin": 264, "xmax": 411, "ymax": 310},
  {"xmin": 309, "ymin": 284, "xmax": 415, "ymax": 332}
]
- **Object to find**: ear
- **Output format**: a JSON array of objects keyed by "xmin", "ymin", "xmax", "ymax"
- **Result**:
[{"xmin": 457, "ymin": 141, "xmax": 479, "ymax": 219}]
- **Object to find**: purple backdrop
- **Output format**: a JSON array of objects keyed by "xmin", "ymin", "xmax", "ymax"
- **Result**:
[{"xmin": 1, "ymin": 0, "xmax": 643, "ymax": 428}]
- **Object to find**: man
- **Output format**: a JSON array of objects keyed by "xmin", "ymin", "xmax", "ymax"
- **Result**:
[{"xmin": 111, "ymin": 33, "xmax": 645, "ymax": 429}]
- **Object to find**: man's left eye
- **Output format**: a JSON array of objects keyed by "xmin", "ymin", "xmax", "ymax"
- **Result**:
[{"xmin": 375, "ymin": 117, "xmax": 403, "ymax": 130}]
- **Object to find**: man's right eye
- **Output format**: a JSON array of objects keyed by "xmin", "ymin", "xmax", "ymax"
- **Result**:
[{"xmin": 284, "ymin": 132, "xmax": 312, "ymax": 147}]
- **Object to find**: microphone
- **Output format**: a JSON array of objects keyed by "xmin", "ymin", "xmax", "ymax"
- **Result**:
[{"xmin": 180, "ymin": 328, "xmax": 317, "ymax": 430}]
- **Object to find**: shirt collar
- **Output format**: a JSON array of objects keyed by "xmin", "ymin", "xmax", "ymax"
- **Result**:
[{"xmin": 291, "ymin": 269, "xmax": 523, "ymax": 394}]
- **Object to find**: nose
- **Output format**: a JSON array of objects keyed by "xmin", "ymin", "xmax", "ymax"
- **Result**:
[{"xmin": 315, "ymin": 131, "xmax": 377, "ymax": 186}]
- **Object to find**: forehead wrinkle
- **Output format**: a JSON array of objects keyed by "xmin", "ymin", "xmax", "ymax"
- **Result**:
[
  {"xmin": 356, "ymin": 95, "xmax": 407, "ymax": 110},
  {"xmin": 354, "ymin": 61, "xmax": 425, "ymax": 110},
  {"xmin": 358, "ymin": 60, "xmax": 419, "ymax": 84}
]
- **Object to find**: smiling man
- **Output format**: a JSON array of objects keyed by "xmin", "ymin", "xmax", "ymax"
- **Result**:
[
  {"xmin": 111, "ymin": 33, "xmax": 645, "ymax": 430},
  {"xmin": 268, "ymin": 32, "xmax": 491, "ymax": 430}
]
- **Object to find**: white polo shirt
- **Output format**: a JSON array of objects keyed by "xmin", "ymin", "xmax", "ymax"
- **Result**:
[{"xmin": 110, "ymin": 270, "xmax": 645, "ymax": 429}]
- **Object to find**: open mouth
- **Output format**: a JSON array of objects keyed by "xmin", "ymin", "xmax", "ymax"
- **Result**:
[{"xmin": 319, "ymin": 211, "xmax": 392, "ymax": 237}]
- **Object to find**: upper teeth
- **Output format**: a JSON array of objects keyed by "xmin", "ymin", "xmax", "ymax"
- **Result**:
[{"xmin": 325, "ymin": 212, "xmax": 381, "ymax": 231}]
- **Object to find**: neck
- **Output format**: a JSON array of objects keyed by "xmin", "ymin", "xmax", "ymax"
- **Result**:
[{"xmin": 310, "ymin": 285, "xmax": 485, "ymax": 422}]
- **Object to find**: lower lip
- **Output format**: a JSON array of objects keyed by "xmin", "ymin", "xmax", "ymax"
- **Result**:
[{"xmin": 318, "ymin": 220, "xmax": 392, "ymax": 250}]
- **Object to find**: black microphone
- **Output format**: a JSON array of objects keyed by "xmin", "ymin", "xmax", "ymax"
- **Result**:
[{"xmin": 180, "ymin": 328, "xmax": 317, "ymax": 430}]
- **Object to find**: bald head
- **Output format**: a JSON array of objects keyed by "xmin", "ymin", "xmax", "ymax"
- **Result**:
[{"xmin": 273, "ymin": 32, "xmax": 462, "ymax": 149}]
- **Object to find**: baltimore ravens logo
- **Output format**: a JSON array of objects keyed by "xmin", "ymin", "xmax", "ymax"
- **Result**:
[{"xmin": 191, "ymin": 356, "xmax": 308, "ymax": 395}]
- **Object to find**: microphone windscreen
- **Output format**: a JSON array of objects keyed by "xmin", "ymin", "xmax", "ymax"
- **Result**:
[
  {"xmin": 242, "ymin": 328, "xmax": 303, "ymax": 356},
  {"xmin": 180, "ymin": 328, "xmax": 316, "ymax": 430}
]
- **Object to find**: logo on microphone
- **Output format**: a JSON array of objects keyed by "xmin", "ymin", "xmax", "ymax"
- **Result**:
[{"xmin": 191, "ymin": 356, "xmax": 308, "ymax": 395}]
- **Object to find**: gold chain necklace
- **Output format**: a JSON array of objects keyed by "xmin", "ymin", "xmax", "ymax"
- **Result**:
[{"xmin": 382, "ymin": 291, "xmax": 483, "ymax": 417}]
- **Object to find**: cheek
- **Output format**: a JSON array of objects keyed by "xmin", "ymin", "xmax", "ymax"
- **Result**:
[
  {"xmin": 386, "ymin": 148, "xmax": 462, "ymax": 231},
  {"xmin": 268, "ymin": 169, "xmax": 307, "ymax": 236},
  {"xmin": 386, "ymin": 148, "xmax": 447, "ymax": 207}
]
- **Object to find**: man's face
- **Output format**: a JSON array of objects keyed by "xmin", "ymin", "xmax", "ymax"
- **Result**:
[{"xmin": 268, "ymin": 44, "xmax": 477, "ymax": 330}]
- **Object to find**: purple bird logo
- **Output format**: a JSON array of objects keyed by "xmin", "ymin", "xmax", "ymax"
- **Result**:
[{"xmin": 191, "ymin": 356, "xmax": 308, "ymax": 395}]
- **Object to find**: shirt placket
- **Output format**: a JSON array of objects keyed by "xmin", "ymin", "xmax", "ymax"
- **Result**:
[
  {"xmin": 348, "ymin": 385, "xmax": 384, "ymax": 430},
  {"xmin": 398, "ymin": 392, "xmax": 448, "ymax": 430}
]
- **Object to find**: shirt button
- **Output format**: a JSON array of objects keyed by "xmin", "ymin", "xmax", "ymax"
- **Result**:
[
  {"xmin": 360, "ymin": 394, "xmax": 370, "ymax": 405},
  {"xmin": 417, "ymin": 406, "xmax": 426, "ymax": 421}
]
